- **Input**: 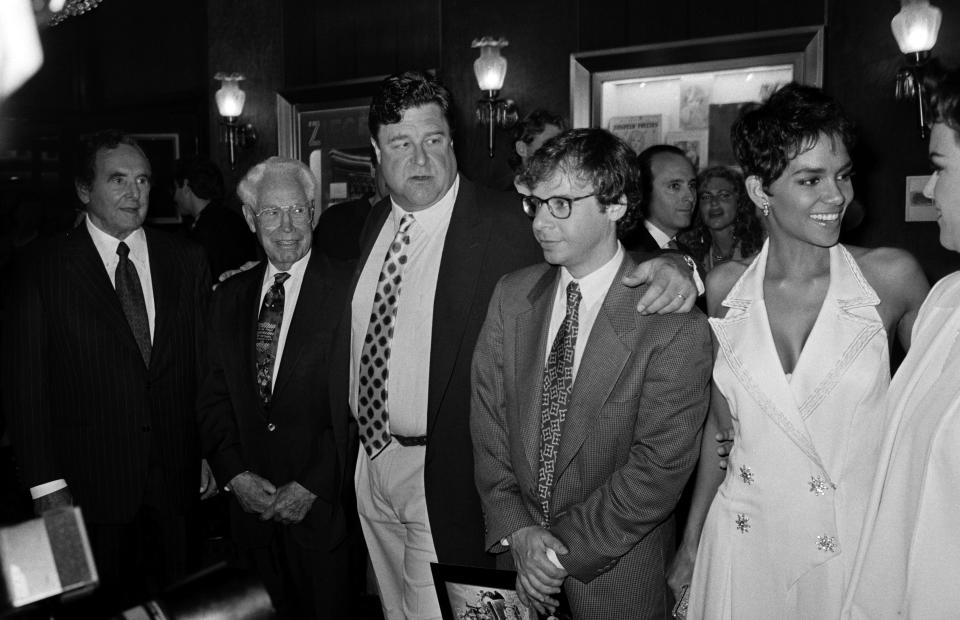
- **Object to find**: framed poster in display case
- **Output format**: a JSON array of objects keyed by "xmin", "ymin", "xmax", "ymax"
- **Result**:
[
  {"xmin": 277, "ymin": 76, "xmax": 386, "ymax": 213},
  {"xmin": 570, "ymin": 27, "xmax": 824, "ymax": 170}
]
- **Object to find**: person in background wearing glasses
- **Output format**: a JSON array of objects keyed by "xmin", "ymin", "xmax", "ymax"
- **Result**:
[
  {"xmin": 679, "ymin": 166, "xmax": 766, "ymax": 274},
  {"xmin": 197, "ymin": 156, "xmax": 355, "ymax": 618},
  {"xmin": 471, "ymin": 128, "xmax": 712, "ymax": 619}
]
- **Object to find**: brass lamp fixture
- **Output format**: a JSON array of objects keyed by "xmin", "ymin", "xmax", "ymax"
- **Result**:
[
  {"xmin": 472, "ymin": 37, "xmax": 518, "ymax": 158},
  {"xmin": 214, "ymin": 72, "xmax": 257, "ymax": 169},
  {"xmin": 891, "ymin": 0, "xmax": 942, "ymax": 138}
]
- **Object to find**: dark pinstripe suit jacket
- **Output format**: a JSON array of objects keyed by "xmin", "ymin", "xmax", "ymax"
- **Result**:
[
  {"xmin": 2, "ymin": 224, "xmax": 210, "ymax": 523},
  {"xmin": 198, "ymin": 251, "xmax": 352, "ymax": 551},
  {"xmin": 471, "ymin": 254, "xmax": 712, "ymax": 619}
]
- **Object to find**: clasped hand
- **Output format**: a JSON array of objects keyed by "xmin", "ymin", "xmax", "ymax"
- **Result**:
[
  {"xmin": 509, "ymin": 525, "xmax": 568, "ymax": 615},
  {"xmin": 229, "ymin": 472, "xmax": 316, "ymax": 524}
]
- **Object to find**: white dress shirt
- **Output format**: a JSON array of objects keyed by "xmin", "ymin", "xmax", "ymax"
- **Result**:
[
  {"xmin": 349, "ymin": 176, "xmax": 459, "ymax": 437},
  {"xmin": 644, "ymin": 219, "xmax": 674, "ymax": 250},
  {"xmin": 544, "ymin": 244, "xmax": 624, "ymax": 381},
  {"xmin": 259, "ymin": 249, "xmax": 311, "ymax": 389},
  {"xmin": 31, "ymin": 217, "xmax": 157, "ymax": 499}
]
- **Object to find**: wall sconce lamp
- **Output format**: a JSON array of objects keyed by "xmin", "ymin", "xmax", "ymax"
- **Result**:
[
  {"xmin": 214, "ymin": 72, "xmax": 257, "ymax": 169},
  {"xmin": 891, "ymin": 0, "xmax": 942, "ymax": 139},
  {"xmin": 472, "ymin": 37, "xmax": 519, "ymax": 158}
]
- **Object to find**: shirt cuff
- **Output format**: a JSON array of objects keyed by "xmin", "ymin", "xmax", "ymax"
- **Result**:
[{"xmin": 30, "ymin": 479, "xmax": 67, "ymax": 499}]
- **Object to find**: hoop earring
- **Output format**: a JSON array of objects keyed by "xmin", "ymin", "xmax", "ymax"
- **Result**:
[{"xmin": 760, "ymin": 198, "xmax": 770, "ymax": 218}]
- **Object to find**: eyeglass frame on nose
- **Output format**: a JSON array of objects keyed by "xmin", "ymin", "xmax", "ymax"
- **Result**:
[
  {"xmin": 697, "ymin": 190, "xmax": 738, "ymax": 204},
  {"xmin": 252, "ymin": 203, "xmax": 315, "ymax": 227},
  {"xmin": 521, "ymin": 193, "xmax": 597, "ymax": 220}
]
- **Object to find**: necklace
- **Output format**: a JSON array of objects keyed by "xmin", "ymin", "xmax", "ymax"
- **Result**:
[{"xmin": 710, "ymin": 239, "xmax": 737, "ymax": 264}]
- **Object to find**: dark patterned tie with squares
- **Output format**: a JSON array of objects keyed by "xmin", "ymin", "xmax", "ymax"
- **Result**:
[
  {"xmin": 255, "ymin": 272, "xmax": 290, "ymax": 408},
  {"xmin": 357, "ymin": 213, "xmax": 415, "ymax": 458},
  {"xmin": 536, "ymin": 280, "xmax": 581, "ymax": 525}
]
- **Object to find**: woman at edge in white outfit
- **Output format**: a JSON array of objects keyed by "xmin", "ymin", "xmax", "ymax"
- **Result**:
[
  {"xmin": 843, "ymin": 67, "xmax": 960, "ymax": 619},
  {"xmin": 667, "ymin": 83, "xmax": 928, "ymax": 619}
]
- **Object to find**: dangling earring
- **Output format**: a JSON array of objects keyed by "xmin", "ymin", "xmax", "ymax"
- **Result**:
[{"xmin": 760, "ymin": 198, "xmax": 770, "ymax": 218}]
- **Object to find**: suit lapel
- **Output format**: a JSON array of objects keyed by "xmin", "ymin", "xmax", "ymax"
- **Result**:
[
  {"xmin": 273, "ymin": 253, "xmax": 331, "ymax": 398},
  {"xmin": 789, "ymin": 244, "xmax": 884, "ymax": 419},
  {"xmin": 516, "ymin": 267, "xmax": 558, "ymax": 483},
  {"xmin": 428, "ymin": 178, "xmax": 493, "ymax": 434},
  {"xmin": 554, "ymin": 256, "xmax": 633, "ymax": 480},
  {"xmin": 63, "ymin": 226, "xmax": 143, "ymax": 362},
  {"xmin": 144, "ymin": 229, "xmax": 180, "ymax": 372}
]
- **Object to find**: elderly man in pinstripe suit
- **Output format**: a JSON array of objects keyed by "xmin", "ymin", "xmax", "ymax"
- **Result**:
[
  {"xmin": 471, "ymin": 128, "xmax": 712, "ymax": 619},
  {"xmin": 2, "ymin": 130, "xmax": 212, "ymax": 614}
]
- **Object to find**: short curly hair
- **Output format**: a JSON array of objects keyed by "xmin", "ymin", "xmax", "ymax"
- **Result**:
[
  {"xmin": 516, "ymin": 128, "xmax": 640, "ymax": 234},
  {"xmin": 929, "ymin": 65, "xmax": 960, "ymax": 135},
  {"xmin": 368, "ymin": 70, "xmax": 454, "ymax": 143},
  {"xmin": 509, "ymin": 109, "xmax": 567, "ymax": 171},
  {"xmin": 732, "ymin": 83, "xmax": 856, "ymax": 189}
]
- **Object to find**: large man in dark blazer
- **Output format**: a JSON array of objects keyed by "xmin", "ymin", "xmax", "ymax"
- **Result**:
[
  {"xmin": 472, "ymin": 129, "xmax": 712, "ymax": 619},
  {"xmin": 329, "ymin": 71, "xmax": 702, "ymax": 620},
  {"xmin": 1, "ymin": 131, "xmax": 211, "ymax": 610},
  {"xmin": 199, "ymin": 157, "xmax": 353, "ymax": 619}
]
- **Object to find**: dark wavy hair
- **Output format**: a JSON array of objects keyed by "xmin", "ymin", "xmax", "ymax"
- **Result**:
[
  {"xmin": 928, "ymin": 65, "xmax": 960, "ymax": 133},
  {"xmin": 678, "ymin": 166, "xmax": 765, "ymax": 266},
  {"xmin": 637, "ymin": 144, "xmax": 691, "ymax": 218},
  {"xmin": 516, "ymin": 128, "xmax": 640, "ymax": 234},
  {"xmin": 732, "ymin": 83, "xmax": 856, "ymax": 189},
  {"xmin": 76, "ymin": 130, "xmax": 148, "ymax": 189},
  {"xmin": 368, "ymin": 70, "xmax": 454, "ymax": 142},
  {"xmin": 174, "ymin": 157, "xmax": 225, "ymax": 203},
  {"xmin": 508, "ymin": 109, "xmax": 567, "ymax": 171}
]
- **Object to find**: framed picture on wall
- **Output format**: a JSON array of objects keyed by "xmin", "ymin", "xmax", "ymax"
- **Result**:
[
  {"xmin": 570, "ymin": 26, "xmax": 823, "ymax": 170},
  {"xmin": 131, "ymin": 133, "xmax": 181, "ymax": 224},
  {"xmin": 277, "ymin": 76, "xmax": 387, "ymax": 213}
]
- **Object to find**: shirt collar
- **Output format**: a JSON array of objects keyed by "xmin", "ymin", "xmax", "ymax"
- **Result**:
[
  {"xmin": 558, "ymin": 243, "xmax": 624, "ymax": 306},
  {"xmin": 85, "ymin": 214, "xmax": 147, "ymax": 264},
  {"xmin": 265, "ymin": 248, "xmax": 311, "ymax": 285},
  {"xmin": 643, "ymin": 219, "xmax": 673, "ymax": 249},
  {"xmin": 389, "ymin": 174, "xmax": 459, "ymax": 234}
]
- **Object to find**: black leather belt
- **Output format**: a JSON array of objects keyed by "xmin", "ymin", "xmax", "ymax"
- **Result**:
[{"xmin": 392, "ymin": 434, "xmax": 427, "ymax": 447}]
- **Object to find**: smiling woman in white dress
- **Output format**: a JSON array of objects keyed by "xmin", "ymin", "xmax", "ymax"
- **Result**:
[
  {"xmin": 843, "ymin": 67, "xmax": 960, "ymax": 620},
  {"xmin": 666, "ymin": 83, "xmax": 929, "ymax": 619}
]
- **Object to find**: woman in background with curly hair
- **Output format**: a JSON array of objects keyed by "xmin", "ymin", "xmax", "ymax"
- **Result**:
[{"xmin": 679, "ymin": 166, "xmax": 765, "ymax": 273}]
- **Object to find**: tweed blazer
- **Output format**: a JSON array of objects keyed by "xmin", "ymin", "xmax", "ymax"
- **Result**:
[{"xmin": 471, "ymin": 254, "xmax": 712, "ymax": 618}]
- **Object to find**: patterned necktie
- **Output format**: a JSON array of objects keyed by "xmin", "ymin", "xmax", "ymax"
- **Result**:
[
  {"xmin": 357, "ymin": 213, "xmax": 415, "ymax": 458},
  {"xmin": 115, "ymin": 241, "xmax": 151, "ymax": 367},
  {"xmin": 536, "ymin": 281, "xmax": 581, "ymax": 524},
  {"xmin": 255, "ymin": 272, "xmax": 290, "ymax": 408}
]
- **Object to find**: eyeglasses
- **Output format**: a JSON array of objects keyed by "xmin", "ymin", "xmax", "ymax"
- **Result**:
[
  {"xmin": 698, "ymin": 190, "xmax": 737, "ymax": 204},
  {"xmin": 253, "ymin": 204, "xmax": 314, "ymax": 228},
  {"xmin": 521, "ymin": 193, "xmax": 596, "ymax": 220}
]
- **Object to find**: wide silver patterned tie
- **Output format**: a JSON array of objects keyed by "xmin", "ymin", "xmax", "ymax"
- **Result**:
[
  {"xmin": 357, "ymin": 213, "xmax": 415, "ymax": 458},
  {"xmin": 115, "ymin": 241, "xmax": 151, "ymax": 367},
  {"xmin": 536, "ymin": 280, "xmax": 581, "ymax": 524}
]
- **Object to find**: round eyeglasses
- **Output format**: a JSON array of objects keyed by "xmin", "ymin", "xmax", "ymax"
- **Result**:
[
  {"xmin": 253, "ymin": 204, "xmax": 314, "ymax": 228},
  {"xmin": 521, "ymin": 193, "xmax": 596, "ymax": 220}
]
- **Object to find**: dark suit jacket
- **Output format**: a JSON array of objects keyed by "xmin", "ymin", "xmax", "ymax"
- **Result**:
[
  {"xmin": 316, "ymin": 196, "xmax": 373, "ymax": 260},
  {"xmin": 621, "ymin": 221, "xmax": 665, "ymax": 253},
  {"xmin": 199, "ymin": 251, "xmax": 352, "ymax": 551},
  {"xmin": 2, "ymin": 225, "xmax": 210, "ymax": 523},
  {"xmin": 471, "ymin": 255, "xmax": 712, "ymax": 619},
  {"xmin": 184, "ymin": 203, "xmax": 258, "ymax": 279},
  {"xmin": 329, "ymin": 176, "xmax": 542, "ymax": 567}
]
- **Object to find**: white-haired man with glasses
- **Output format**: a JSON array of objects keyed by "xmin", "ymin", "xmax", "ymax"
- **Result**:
[
  {"xmin": 198, "ymin": 156, "xmax": 355, "ymax": 619},
  {"xmin": 471, "ymin": 129, "xmax": 712, "ymax": 619}
]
